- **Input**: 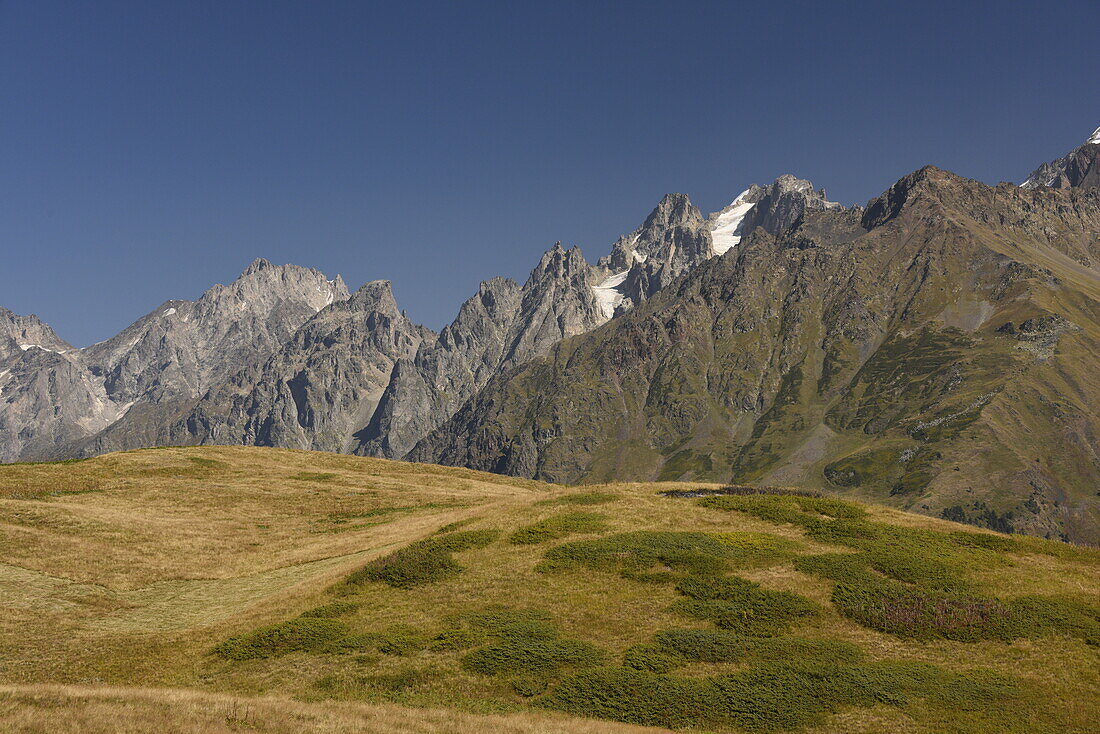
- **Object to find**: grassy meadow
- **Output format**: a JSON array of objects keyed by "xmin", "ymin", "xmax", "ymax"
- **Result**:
[{"xmin": 0, "ymin": 446, "xmax": 1097, "ymax": 732}]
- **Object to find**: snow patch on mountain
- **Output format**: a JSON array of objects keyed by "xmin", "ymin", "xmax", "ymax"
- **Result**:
[
  {"xmin": 708, "ymin": 189, "xmax": 756, "ymax": 256},
  {"xmin": 592, "ymin": 269, "xmax": 630, "ymax": 320}
]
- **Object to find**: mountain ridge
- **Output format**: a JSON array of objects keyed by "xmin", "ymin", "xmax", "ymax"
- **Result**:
[{"xmin": 3, "ymin": 127, "xmax": 1099, "ymax": 542}]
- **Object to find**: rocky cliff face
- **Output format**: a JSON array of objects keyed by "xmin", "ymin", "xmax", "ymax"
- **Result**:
[
  {"xmin": 82, "ymin": 258, "xmax": 348, "ymax": 404},
  {"xmin": 410, "ymin": 166, "xmax": 1100, "ymax": 544},
  {"xmin": 0, "ymin": 311, "xmax": 120, "ymax": 461},
  {"xmin": 1022, "ymin": 126, "xmax": 1100, "ymax": 190},
  {"xmin": 1, "ymin": 260, "xmax": 349, "ymax": 460}
]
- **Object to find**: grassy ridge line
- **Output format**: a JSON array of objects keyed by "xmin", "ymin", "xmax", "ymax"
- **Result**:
[{"xmin": 0, "ymin": 684, "xmax": 669, "ymax": 734}]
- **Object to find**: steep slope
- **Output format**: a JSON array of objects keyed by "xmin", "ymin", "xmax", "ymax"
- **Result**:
[
  {"xmin": 360, "ymin": 179, "xmax": 836, "ymax": 460},
  {"xmin": 1, "ymin": 446, "xmax": 1096, "ymax": 733},
  {"xmin": 411, "ymin": 167, "xmax": 1100, "ymax": 543},
  {"xmin": 1022, "ymin": 125, "xmax": 1100, "ymax": 189},
  {"xmin": 82, "ymin": 257, "xmax": 349, "ymax": 404},
  {"xmin": 0, "ymin": 309, "xmax": 124, "ymax": 461},
  {"xmin": 180, "ymin": 280, "xmax": 432, "ymax": 453},
  {"xmin": 3, "ymin": 260, "xmax": 349, "ymax": 461}
]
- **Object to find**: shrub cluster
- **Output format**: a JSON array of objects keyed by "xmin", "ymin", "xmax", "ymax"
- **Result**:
[
  {"xmin": 509, "ymin": 512, "xmax": 607, "ymax": 545},
  {"xmin": 213, "ymin": 618, "xmax": 348, "ymax": 660},
  {"xmin": 537, "ymin": 531, "xmax": 749, "ymax": 579},
  {"xmin": 651, "ymin": 629, "xmax": 863, "ymax": 666},
  {"xmin": 460, "ymin": 607, "xmax": 606, "ymax": 677},
  {"xmin": 300, "ymin": 600, "xmax": 358, "ymax": 618},
  {"xmin": 703, "ymin": 493, "xmax": 1100, "ymax": 643},
  {"xmin": 672, "ymin": 576, "xmax": 819, "ymax": 636},
  {"xmin": 345, "ymin": 529, "xmax": 499, "ymax": 588},
  {"xmin": 539, "ymin": 660, "xmax": 1016, "ymax": 731}
]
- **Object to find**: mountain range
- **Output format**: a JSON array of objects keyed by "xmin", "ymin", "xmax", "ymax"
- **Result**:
[{"xmin": 3, "ymin": 126, "xmax": 1099, "ymax": 543}]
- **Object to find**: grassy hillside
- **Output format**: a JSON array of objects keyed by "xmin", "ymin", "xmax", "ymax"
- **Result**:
[{"xmin": 1, "ymin": 446, "xmax": 1097, "ymax": 733}]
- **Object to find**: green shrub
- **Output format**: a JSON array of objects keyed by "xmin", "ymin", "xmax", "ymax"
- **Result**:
[
  {"xmin": 345, "ymin": 529, "xmax": 499, "ymax": 588},
  {"xmin": 427, "ymin": 628, "xmax": 484, "ymax": 651},
  {"xmin": 536, "ymin": 491, "xmax": 618, "ymax": 506},
  {"xmin": 672, "ymin": 576, "xmax": 819, "ymax": 636},
  {"xmin": 538, "ymin": 666, "xmax": 710, "ymax": 729},
  {"xmin": 537, "ymin": 531, "xmax": 747, "ymax": 578},
  {"xmin": 463, "ymin": 636, "xmax": 605, "ymax": 676},
  {"xmin": 539, "ymin": 660, "xmax": 1015, "ymax": 731},
  {"xmin": 511, "ymin": 675, "xmax": 551, "ymax": 697},
  {"xmin": 652, "ymin": 629, "xmax": 864, "ymax": 665},
  {"xmin": 377, "ymin": 625, "xmax": 427, "ymax": 656},
  {"xmin": 213, "ymin": 618, "xmax": 348, "ymax": 660},
  {"xmin": 699, "ymin": 494, "xmax": 866, "ymax": 526},
  {"xmin": 622, "ymin": 644, "xmax": 684, "ymax": 673},
  {"xmin": 300, "ymin": 601, "xmax": 358, "ymax": 618},
  {"xmin": 459, "ymin": 606, "xmax": 606, "ymax": 678},
  {"xmin": 464, "ymin": 607, "xmax": 557, "ymax": 638},
  {"xmin": 509, "ymin": 512, "xmax": 606, "ymax": 545}
]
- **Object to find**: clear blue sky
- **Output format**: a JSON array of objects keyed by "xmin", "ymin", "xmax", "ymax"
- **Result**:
[{"xmin": 2, "ymin": 1, "xmax": 1098, "ymax": 346}]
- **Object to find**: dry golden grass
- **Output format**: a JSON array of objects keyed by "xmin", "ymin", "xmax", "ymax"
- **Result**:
[
  {"xmin": 0, "ymin": 684, "xmax": 669, "ymax": 733},
  {"xmin": 1, "ymin": 447, "xmax": 1098, "ymax": 732}
]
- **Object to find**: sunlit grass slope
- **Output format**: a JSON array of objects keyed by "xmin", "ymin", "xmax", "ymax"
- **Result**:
[{"xmin": 1, "ymin": 446, "xmax": 1097, "ymax": 733}]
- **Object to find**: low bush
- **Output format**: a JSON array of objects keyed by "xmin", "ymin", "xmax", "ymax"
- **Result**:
[
  {"xmin": 460, "ymin": 606, "xmax": 607, "ymax": 679},
  {"xmin": 345, "ymin": 529, "xmax": 499, "ymax": 588},
  {"xmin": 377, "ymin": 625, "xmax": 427, "ymax": 656},
  {"xmin": 300, "ymin": 601, "xmax": 358, "ymax": 618},
  {"xmin": 699, "ymin": 493, "xmax": 867, "ymax": 526},
  {"xmin": 464, "ymin": 607, "xmax": 557, "ymax": 638},
  {"xmin": 539, "ymin": 660, "xmax": 1015, "ymax": 731},
  {"xmin": 622, "ymin": 644, "xmax": 684, "ymax": 673},
  {"xmin": 511, "ymin": 675, "xmax": 550, "ymax": 697},
  {"xmin": 213, "ymin": 618, "xmax": 348, "ymax": 660},
  {"xmin": 509, "ymin": 512, "xmax": 606, "ymax": 545},
  {"xmin": 703, "ymin": 495, "xmax": 1100, "ymax": 643},
  {"xmin": 536, "ymin": 491, "xmax": 618, "ymax": 506},
  {"xmin": 427, "ymin": 628, "xmax": 483, "ymax": 651},
  {"xmin": 652, "ymin": 629, "xmax": 863, "ymax": 665},
  {"xmin": 463, "ymin": 636, "xmax": 606, "ymax": 676},
  {"xmin": 673, "ymin": 576, "xmax": 819, "ymax": 636},
  {"xmin": 797, "ymin": 554, "xmax": 1100, "ymax": 642},
  {"xmin": 537, "ymin": 531, "xmax": 747, "ymax": 578}
]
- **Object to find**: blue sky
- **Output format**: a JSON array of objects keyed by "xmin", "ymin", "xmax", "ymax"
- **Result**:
[{"xmin": 2, "ymin": 0, "xmax": 1098, "ymax": 346}]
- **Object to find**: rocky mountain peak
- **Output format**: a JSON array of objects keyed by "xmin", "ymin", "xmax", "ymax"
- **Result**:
[
  {"xmin": 348, "ymin": 280, "xmax": 400, "ymax": 314},
  {"xmin": 0, "ymin": 307, "xmax": 72, "ymax": 361},
  {"xmin": 1022, "ymin": 124, "xmax": 1100, "ymax": 189}
]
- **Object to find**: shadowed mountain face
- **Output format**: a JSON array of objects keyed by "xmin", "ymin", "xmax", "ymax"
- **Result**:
[
  {"xmin": 3, "ymin": 128, "xmax": 1099, "ymax": 542},
  {"xmin": 1022, "ymin": 127, "xmax": 1100, "ymax": 190},
  {"xmin": 409, "ymin": 166, "xmax": 1100, "ymax": 543}
]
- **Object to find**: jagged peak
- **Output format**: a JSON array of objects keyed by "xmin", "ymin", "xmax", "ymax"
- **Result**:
[
  {"xmin": 861, "ymin": 166, "xmax": 960, "ymax": 229},
  {"xmin": 644, "ymin": 193, "xmax": 703, "ymax": 230},
  {"xmin": 1085, "ymin": 125, "xmax": 1100, "ymax": 146},
  {"xmin": 242, "ymin": 257, "xmax": 274, "ymax": 276}
]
